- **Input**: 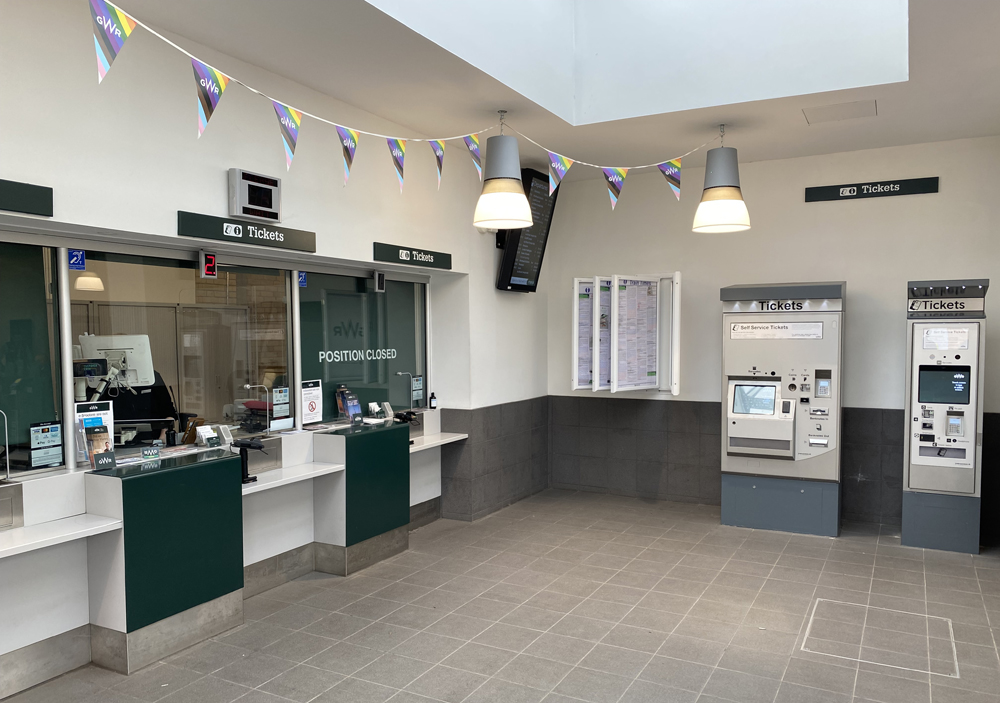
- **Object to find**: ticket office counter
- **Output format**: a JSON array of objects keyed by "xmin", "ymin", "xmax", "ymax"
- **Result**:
[{"xmin": 0, "ymin": 412, "xmax": 466, "ymax": 695}]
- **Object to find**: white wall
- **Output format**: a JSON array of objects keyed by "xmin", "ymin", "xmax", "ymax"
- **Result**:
[
  {"xmin": 0, "ymin": 0, "xmax": 548, "ymax": 410},
  {"xmin": 544, "ymin": 136, "xmax": 1000, "ymax": 411}
]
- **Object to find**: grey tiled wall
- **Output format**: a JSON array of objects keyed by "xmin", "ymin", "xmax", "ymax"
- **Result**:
[
  {"xmin": 840, "ymin": 407, "xmax": 905, "ymax": 525},
  {"xmin": 439, "ymin": 398, "xmax": 548, "ymax": 521},
  {"xmin": 549, "ymin": 397, "xmax": 722, "ymax": 504}
]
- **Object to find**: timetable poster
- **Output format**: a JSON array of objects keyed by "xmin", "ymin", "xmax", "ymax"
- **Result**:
[
  {"xmin": 595, "ymin": 278, "xmax": 612, "ymax": 390},
  {"xmin": 576, "ymin": 280, "xmax": 593, "ymax": 387},
  {"xmin": 614, "ymin": 278, "xmax": 658, "ymax": 391}
]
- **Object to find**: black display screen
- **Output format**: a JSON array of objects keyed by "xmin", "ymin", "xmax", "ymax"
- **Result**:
[
  {"xmin": 496, "ymin": 169, "xmax": 558, "ymax": 293},
  {"xmin": 247, "ymin": 184, "xmax": 273, "ymax": 209},
  {"xmin": 918, "ymin": 365, "xmax": 971, "ymax": 405}
]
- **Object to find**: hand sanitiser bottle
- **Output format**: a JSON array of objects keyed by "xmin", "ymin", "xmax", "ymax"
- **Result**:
[{"xmin": 429, "ymin": 393, "xmax": 437, "ymax": 409}]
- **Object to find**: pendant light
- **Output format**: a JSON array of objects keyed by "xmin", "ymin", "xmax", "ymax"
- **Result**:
[
  {"xmin": 473, "ymin": 110, "xmax": 533, "ymax": 230},
  {"xmin": 692, "ymin": 124, "xmax": 751, "ymax": 234},
  {"xmin": 74, "ymin": 271, "xmax": 104, "ymax": 291}
]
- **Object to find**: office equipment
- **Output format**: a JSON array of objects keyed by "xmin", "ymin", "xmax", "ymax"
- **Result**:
[
  {"xmin": 79, "ymin": 334, "xmax": 155, "ymax": 388},
  {"xmin": 496, "ymin": 168, "xmax": 557, "ymax": 292},
  {"xmin": 229, "ymin": 168, "xmax": 281, "ymax": 222},
  {"xmin": 902, "ymin": 279, "xmax": 988, "ymax": 553},
  {"xmin": 232, "ymin": 436, "xmax": 266, "ymax": 484},
  {"xmin": 720, "ymin": 282, "xmax": 845, "ymax": 536}
]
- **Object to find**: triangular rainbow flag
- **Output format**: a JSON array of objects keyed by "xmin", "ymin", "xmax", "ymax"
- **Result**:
[
  {"xmin": 657, "ymin": 158, "xmax": 681, "ymax": 200},
  {"xmin": 463, "ymin": 134, "xmax": 482, "ymax": 180},
  {"xmin": 602, "ymin": 168, "xmax": 629, "ymax": 210},
  {"xmin": 90, "ymin": 0, "xmax": 136, "ymax": 83},
  {"xmin": 336, "ymin": 126, "xmax": 360, "ymax": 186},
  {"xmin": 191, "ymin": 58, "xmax": 230, "ymax": 138},
  {"xmin": 272, "ymin": 101, "xmax": 302, "ymax": 171},
  {"xmin": 428, "ymin": 140, "xmax": 445, "ymax": 190},
  {"xmin": 548, "ymin": 152, "xmax": 574, "ymax": 195},
  {"xmin": 387, "ymin": 138, "xmax": 406, "ymax": 193}
]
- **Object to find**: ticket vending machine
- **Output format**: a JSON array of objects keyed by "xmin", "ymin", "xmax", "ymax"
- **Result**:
[
  {"xmin": 720, "ymin": 282, "xmax": 845, "ymax": 536},
  {"xmin": 902, "ymin": 279, "xmax": 988, "ymax": 553}
]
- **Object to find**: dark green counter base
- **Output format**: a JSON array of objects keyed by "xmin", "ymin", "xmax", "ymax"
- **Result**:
[
  {"xmin": 91, "ymin": 590, "xmax": 243, "ymax": 674},
  {"xmin": 316, "ymin": 527, "xmax": 408, "ymax": 576}
]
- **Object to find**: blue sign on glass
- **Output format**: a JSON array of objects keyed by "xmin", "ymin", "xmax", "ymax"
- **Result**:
[
  {"xmin": 68, "ymin": 249, "xmax": 86, "ymax": 271},
  {"xmin": 298, "ymin": 271, "xmax": 307, "ymax": 288}
]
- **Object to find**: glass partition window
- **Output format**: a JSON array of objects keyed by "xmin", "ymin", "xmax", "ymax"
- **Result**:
[
  {"xmin": 0, "ymin": 243, "xmax": 62, "ymax": 475},
  {"xmin": 299, "ymin": 273, "xmax": 427, "ymax": 421},
  {"xmin": 70, "ymin": 253, "xmax": 290, "ymax": 444}
]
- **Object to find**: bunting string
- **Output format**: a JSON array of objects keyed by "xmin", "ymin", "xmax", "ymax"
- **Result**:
[{"xmin": 93, "ymin": 0, "xmax": 722, "ymax": 208}]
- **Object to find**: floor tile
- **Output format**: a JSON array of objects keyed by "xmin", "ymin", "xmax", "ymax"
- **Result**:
[
  {"xmin": 496, "ymin": 653, "xmax": 573, "ymax": 690},
  {"xmin": 352, "ymin": 654, "xmax": 433, "ymax": 689},
  {"xmin": 167, "ymin": 641, "xmax": 249, "ymax": 674},
  {"xmin": 464, "ymin": 677, "xmax": 546, "ymax": 703},
  {"xmin": 214, "ymin": 652, "xmax": 294, "ymax": 689},
  {"xmin": 257, "ymin": 665, "xmax": 341, "ymax": 702},
  {"xmin": 313, "ymin": 677, "xmax": 397, "ymax": 703},
  {"xmin": 306, "ymin": 642, "xmax": 382, "ymax": 675},
  {"xmin": 389, "ymin": 631, "xmax": 465, "ymax": 664},
  {"xmin": 702, "ymin": 668, "xmax": 781, "ymax": 703},
  {"xmin": 523, "ymin": 633, "xmax": 595, "ymax": 666},
  {"xmin": 405, "ymin": 665, "xmax": 488, "ymax": 702},
  {"xmin": 442, "ymin": 642, "xmax": 518, "ymax": 676},
  {"xmin": 580, "ymin": 644, "xmax": 652, "ymax": 678},
  {"xmin": 474, "ymin": 622, "xmax": 544, "ymax": 651},
  {"xmin": 639, "ymin": 655, "xmax": 714, "ymax": 692},
  {"xmin": 260, "ymin": 631, "xmax": 335, "ymax": 663}
]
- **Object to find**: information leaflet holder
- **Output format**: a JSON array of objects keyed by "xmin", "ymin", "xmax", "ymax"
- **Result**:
[
  {"xmin": 902, "ymin": 279, "xmax": 988, "ymax": 553},
  {"xmin": 593, "ymin": 277, "xmax": 613, "ymax": 392},
  {"xmin": 571, "ymin": 278, "xmax": 595, "ymax": 390},
  {"xmin": 608, "ymin": 273, "xmax": 681, "ymax": 396},
  {"xmin": 720, "ymin": 281, "xmax": 845, "ymax": 537}
]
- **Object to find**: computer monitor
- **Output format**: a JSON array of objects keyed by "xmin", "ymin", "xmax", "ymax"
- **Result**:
[{"xmin": 78, "ymin": 334, "xmax": 155, "ymax": 388}]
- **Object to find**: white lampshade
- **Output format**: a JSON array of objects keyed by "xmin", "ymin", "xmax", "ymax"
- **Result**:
[
  {"xmin": 74, "ymin": 272, "xmax": 104, "ymax": 291},
  {"xmin": 473, "ymin": 135, "xmax": 533, "ymax": 230},
  {"xmin": 692, "ymin": 188, "xmax": 751, "ymax": 233},
  {"xmin": 692, "ymin": 145, "xmax": 750, "ymax": 234}
]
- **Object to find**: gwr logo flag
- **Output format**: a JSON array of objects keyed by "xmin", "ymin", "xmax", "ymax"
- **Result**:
[
  {"xmin": 428, "ymin": 140, "xmax": 445, "ymax": 190},
  {"xmin": 658, "ymin": 158, "xmax": 681, "ymax": 200},
  {"xmin": 90, "ymin": 0, "xmax": 136, "ymax": 83},
  {"xmin": 272, "ymin": 101, "xmax": 302, "ymax": 171},
  {"xmin": 387, "ymin": 138, "xmax": 406, "ymax": 193},
  {"xmin": 463, "ymin": 134, "xmax": 482, "ymax": 180},
  {"xmin": 602, "ymin": 167, "xmax": 628, "ymax": 210},
  {"xmin": 548, "ymin": 152, "xmax": 574, "ymax": 195},
  {"xmin": 191, "ymin": 58, "xmax": 230, "ymax": 138},
  {"xmin": 336, "ymin": 126, "xmax": 359, "ymax": 186}
]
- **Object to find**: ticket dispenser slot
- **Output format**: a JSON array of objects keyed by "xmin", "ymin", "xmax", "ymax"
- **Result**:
[
  {"xmin": 902, "ymin": 278, "xmax": 987, "ymax": 554},
  {"xmin": 727, "ymin": 381, "xmax": 795, "ymax": 458}
]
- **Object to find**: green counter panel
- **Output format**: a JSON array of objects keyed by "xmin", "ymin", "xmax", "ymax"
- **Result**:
[
  {"xmin": 343, "ymin": 424, "xmax": 410, "ymax": 546},
  {"xmin": 118, "ymin": 454, "xmax": 244, "ymax": 632}
]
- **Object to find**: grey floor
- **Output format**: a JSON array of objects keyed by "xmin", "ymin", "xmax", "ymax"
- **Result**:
[{"xmin": 10, "ymin": 489, "xmax": 1000, "ymax": 703}]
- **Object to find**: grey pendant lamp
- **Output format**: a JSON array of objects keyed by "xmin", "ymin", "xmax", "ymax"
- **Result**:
[
  {"xmin": 473, "ymin": 111, "xmax": 533, "ymax": 230},
  {"xmin": 692, "ymin": 125, "xmax": 751, "ymax": 233}
]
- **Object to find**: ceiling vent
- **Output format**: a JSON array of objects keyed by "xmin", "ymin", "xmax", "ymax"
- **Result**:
[{"xmin": 802, "ymin": 99, "xmax": 878, "ymax": 125}]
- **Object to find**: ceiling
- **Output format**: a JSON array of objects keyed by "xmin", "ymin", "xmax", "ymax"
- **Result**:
[{"xmin": 122, "ymin": 0, "xmax": 1000, "ymax": 178}]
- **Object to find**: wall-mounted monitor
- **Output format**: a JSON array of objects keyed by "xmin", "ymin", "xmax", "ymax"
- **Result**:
[{"xmin": 496, "ymin": 169, "xmax": 558, "ymax": 293}]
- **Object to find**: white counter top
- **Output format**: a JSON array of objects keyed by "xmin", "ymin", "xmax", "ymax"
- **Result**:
[
  {"xmin": 242, "ymin": 462, "xmax": 345, "ymax": 496},
  {"xmin": 0, "ymin": 513, "xmax": 122, "ymax": 560},
  {"xmin": 409, "ymin": 432, "xmax": 468, "ymax": 453}
]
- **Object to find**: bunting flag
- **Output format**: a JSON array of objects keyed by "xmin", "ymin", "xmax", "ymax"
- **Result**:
[
  {"xmin": 657, "ymin": 158, "xmax": 682, "ymax": 200},
  {"xmin": 90, "ymin": 0, "xmax": 136, "ymax": 83},
  {"xmin": 428, "ymin": 140, "xmax": 445, "ymax": 190},
  {"xmin": 602, "ymin": 167, "xmax": 629, "ymax": 210},
  {"xmin": 548, "ymin": 152, "xmax": 574, "ymax": 195},
  {"xmin": 272, "ymin": 101, "xmax": 302, "ymax": 170},
  {"xmin": 386, "ymin": 138, "xmax": 406, "ymax": 192},
  {"xmin": 191, "ymin": 58, "xmax": 230, "ymax": 137},
  {"xmin": 336, "ymin": 126, "xmax": 360, "ymax": 185},
  {"xmin": 463, "ymin": 134, "xmax": 482, "ymax": 180}
]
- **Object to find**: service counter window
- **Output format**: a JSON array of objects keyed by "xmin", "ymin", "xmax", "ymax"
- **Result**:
[
  {"xmin": 70, "ymin": 253, "xmax": 291, "ymax": 449},
  {"xmin": 299, "ymin": 272, "xmax": 427, "ymax": 421},
  {"xmin": 0, "ymin": 243, "xmax": 62, "ymax": 475}
]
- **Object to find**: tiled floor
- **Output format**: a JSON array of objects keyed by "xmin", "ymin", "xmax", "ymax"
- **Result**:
[{"xmin": 10, "ymin": 489, "xmax": 1000, "ymax": 703}]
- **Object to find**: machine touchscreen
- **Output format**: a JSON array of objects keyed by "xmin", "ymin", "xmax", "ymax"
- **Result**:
[
  {"xmin": 918, "ymin": 365, "xmax": 971, "ymax": 405},
  {"xmin": 732, "ymin": 385, "xmax": 776, "ymax": 415}
]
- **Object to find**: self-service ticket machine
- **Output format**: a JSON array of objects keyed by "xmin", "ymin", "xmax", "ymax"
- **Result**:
[
  {"xmin": 902, "ymin": 279, "xmax": 988, "ymax": 553},
  {"xmin": 720, "ymin": 282, "xmax": 845, "ymax": 536}
]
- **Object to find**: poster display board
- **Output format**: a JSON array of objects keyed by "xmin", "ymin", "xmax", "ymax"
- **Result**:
[
  {"xmin": 594, "ymin": 277, "xmax": 612, "ymax": 391},
  {"xmin": 571, "ymin": 278, "xmax": 594, "ymax": 390},
  {"xmin": 611, "ymin": 276, "xmax": 660, "ymax": 392}
]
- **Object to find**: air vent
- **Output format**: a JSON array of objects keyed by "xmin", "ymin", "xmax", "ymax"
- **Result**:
[{"xmin": 802, "ymin": 100, "xmax": 877, "ymax": 125}]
